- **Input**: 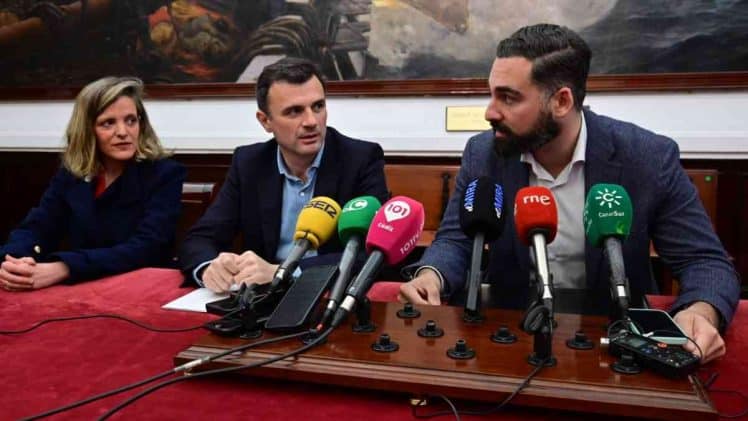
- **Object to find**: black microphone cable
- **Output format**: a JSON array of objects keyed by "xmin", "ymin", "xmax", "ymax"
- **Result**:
[
  {"xmin": 698, "ymin": 370, "xmax": 748, "ymax": 419},
  {"xmin": 96, "ymin": 327, "xmax": 335, "ymax": 421},
  {"xmin": 0, "ymin": 312, "xmax": 223, "ymax": 335},
  {"xmin": 19, "ymin": 329, "xmax": 310, "ymax": 421},
  {"xmin": 411, "ymin": 358, "xmax": 549, "ymax": 419}
]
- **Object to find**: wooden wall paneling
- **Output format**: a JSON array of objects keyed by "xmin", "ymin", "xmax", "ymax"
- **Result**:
[
  {"xmin": 384, "ymin": 164, "xmax": 460, "ymax": 246},
  {"xmin": 683, "ymin": 161, "xmax": 747, "ymax": 297}
]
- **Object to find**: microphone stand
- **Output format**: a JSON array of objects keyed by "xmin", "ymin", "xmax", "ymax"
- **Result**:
[
  {"xmin": 319, "ymin": 236, "xmax": 362, "ymax": 328},
  {"xmin": 463, "ymin": 232, "xmax": 486, "ymax": 323},
  {"xmin": 532, "ymin": 233, "xmax": 554, "ymax": 319},
  {"xmin": 352, "ymin": 297, "xmax": 376, "ymax": 333},
  {"xmin": 235, "ymin": 267, "xmax": 295, "ymax": 336},
  {"xmin": 526, "ymin": 276, "xmax": 557, "ymax": 366},
  {"xmin": 268, "ymin": 238, "xmax": 311, "ymax": 293},
  {"xmin": 604, "ymin": 238, "xmax": 630, "ymax": 324},
  {"xmin": 524, "ymin": 233, "xmax": 557, "ymax": 367}
]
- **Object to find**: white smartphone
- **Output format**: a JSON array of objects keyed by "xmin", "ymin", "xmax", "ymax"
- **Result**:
[{"xmin": 627, "ymin": 308, "xmax": 689, "ymax": 346}]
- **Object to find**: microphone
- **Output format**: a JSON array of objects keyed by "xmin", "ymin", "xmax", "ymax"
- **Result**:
[
  {"xmin": 584, "ymin": 183, "xmax": 633, "ymax": 315},
  {"xmin": 319, "ymin": 196, "xmax": 382, "ymax": 328},
  {"xmin": 268, "ymin": 196, "xmax": 342, "ymax": 292},
  {"xmin": 514, "ymin": 186, "xmax": 558, "ymax": 314},
  {"xmin": 330, "ymin": 196, "xmax": 425, "ymax": 328},
  {"xmin": 459, "ymin": 177, "xmax": 505, "ymax": 318}
]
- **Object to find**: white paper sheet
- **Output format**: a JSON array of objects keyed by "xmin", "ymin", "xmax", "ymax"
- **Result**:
[{"xmin": 162, "ymin": 288, "xmax": 230, "ymax": 313}]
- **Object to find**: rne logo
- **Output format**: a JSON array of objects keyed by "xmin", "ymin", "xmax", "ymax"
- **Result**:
[{"xmin": 522, "ymin": 195, "xmax": 551, "ymax": 206}]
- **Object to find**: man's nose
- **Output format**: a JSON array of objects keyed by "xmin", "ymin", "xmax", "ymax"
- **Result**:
[
  {"xmin": 301, "ymin": 108, "xmax": 317, "ymax": 127},
  {"xmin": 485, "ymin": 99, "xmax": 503, "ymax": 122}
]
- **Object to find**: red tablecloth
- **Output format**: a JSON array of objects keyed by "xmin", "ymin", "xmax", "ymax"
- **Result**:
[{"xmin": 1, "ymin": 271, "xmax": 745, "ymax": 420}]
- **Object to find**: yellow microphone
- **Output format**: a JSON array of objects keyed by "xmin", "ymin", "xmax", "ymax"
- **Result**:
[
  {"xmin": 270, "ymin": 196, "xmax": 341, "ymax": 290},
  {"xmin": 294, "ymin": 196, "xmax": 341, "ymax": 248}
]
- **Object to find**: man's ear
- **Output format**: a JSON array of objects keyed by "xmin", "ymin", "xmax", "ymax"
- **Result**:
[
  {"xmin": 256, "ymin": 110, "xmax": 273, "ymax": 133},
  {"xmin": 551, "ymin": 87, "xmax": 575, "ymax": 118}
]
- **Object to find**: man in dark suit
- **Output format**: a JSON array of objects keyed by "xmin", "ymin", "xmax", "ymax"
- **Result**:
[
  {"xmin": 179, "ymin": 57, "xmax": 389, "ymax": 292},
  {"xmin": 399, "ymin": 24, "xmax": 739, "ymax": 363}
]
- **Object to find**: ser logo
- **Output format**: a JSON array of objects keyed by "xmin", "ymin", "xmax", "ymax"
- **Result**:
[{"xmin": 304, "ymin": 200, "xmax": 338, "ymax": 218}]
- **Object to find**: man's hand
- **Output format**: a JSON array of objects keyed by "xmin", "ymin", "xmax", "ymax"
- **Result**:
[
  {"xmin": 233, "ymin": 251, "xmax": 278, "ymax": 286},
  {"xmin": 399, "ymin": 268, "xmax": 442, "ymax": 305},
  {"xmin": 673, "ymin": 301, "xmax": 726, "ymax": 364},
  {"xmin": 202, "ymin": 252, "xmax": 240, "ymax": 292}
]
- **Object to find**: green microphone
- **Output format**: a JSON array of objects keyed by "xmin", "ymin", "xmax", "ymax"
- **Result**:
[
  {"xmin": 584, "ymin": 184, "xmax": 633, "ymax": 317},
  {"xmin": 319, "ymin": 196, "xmax": 382, "ymax": 328},
  {"xmin": 338, "ymin": 196, "xmax": 382, "ymax": 244}
]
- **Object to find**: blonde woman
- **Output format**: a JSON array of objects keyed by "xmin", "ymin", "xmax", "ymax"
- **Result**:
[{"xmin": 0, "ymin": 77, "xmax": 185, "ymax": 291}]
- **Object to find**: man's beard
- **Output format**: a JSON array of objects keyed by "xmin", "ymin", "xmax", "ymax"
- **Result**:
[{"xmin": 491, "ymin": 108, "xmax": 560, "ymax": 157}]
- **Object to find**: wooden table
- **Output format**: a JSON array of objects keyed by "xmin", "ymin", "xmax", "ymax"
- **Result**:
[{"xmin": 176, "ymin": 302, "xmax": 715, "ymax": 420}]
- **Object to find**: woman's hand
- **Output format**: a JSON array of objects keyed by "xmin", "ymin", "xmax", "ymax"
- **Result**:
[{"xmin": 0, "ymin": 255, "xmax": 69, "ymax": 291}]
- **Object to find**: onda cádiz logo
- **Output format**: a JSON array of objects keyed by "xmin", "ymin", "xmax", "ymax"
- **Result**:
[
  {"xmin": 384, "ymin": 201, "xmax": 411, "ymax": 222},
  {"xmin": 594, "ymin": 187, "xmax": 623, "ymax": 209},
  {"xmin": 343, "ymin": 199, "xmax": 368, "ymax": 212}
]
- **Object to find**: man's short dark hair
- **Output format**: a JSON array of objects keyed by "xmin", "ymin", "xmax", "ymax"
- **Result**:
[
  {"xmin": 496, "ymin": 24, "xmax": 591, "ymax": 110},
  {"xmin": 256, "ymin": 57, "xmax": 327, "ymax": 114}
]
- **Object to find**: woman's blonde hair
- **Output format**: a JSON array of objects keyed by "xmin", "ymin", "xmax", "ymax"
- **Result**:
[{"xmin": 62, "ymin": 76, "xmax": 169, "ymax": 178}]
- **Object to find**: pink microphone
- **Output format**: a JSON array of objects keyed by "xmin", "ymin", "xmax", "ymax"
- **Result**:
[{"xmin": 331, "ymin": 196, "xmax": 425, "ymax": 328}]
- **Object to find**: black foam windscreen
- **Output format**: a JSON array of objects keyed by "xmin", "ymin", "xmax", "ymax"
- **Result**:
[{"xmin": 459, "ymin": 176, "xmax": 505, "ymax": 241}]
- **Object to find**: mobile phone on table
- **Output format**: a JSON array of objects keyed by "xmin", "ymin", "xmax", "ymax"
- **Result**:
[{"xmin": 627, "ymin": 308, "xmax": 689, "ymax": 345}]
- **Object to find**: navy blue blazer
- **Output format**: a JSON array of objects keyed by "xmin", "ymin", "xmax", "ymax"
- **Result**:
[
  {"xmin": 178, "ymin": 127, "xmax": 389, "ymax": 283},
  {"xmin": 411, "ymin": 109, "xmax": 740, "ymax": 325},
  {"xmin": 0, "ymin": 159, "xmax": 185, "ymax": 282}
]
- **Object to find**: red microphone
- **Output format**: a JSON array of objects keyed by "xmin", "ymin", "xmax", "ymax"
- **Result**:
[
  {"xmin": 515, "ymin": 186, "xmax": 558, "ymax": 245},
  {"xmin": 331, "ymin": 196, "xmax": 425, "ymax": 328},
  {"xmin": 514, "ymin": 186, "xmax": 558, "ymax": 311}
]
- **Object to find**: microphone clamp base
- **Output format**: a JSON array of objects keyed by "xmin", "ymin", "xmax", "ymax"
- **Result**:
[{"xmin": 352, "ymin": 297, "xmax": 376, "ymax": 333}]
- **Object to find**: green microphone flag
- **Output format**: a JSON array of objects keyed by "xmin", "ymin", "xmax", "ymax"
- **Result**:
[
  {"xmin": 338, "ymin": 196, "xmax": 382, "ymax": 244},
  {"xmin": 584, "ymin": 183, "xmax": 633, "ymax": 247}
]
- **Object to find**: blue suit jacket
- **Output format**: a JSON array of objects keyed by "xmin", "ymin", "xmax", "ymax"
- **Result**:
[
  {"xmin": 178, "ymin": 127, "xmax": 389, "ymax": 283},
  {"xmin": 412, "ymin": 109, "xmax": 739, "ymax": 325},
  {"xmin": 0, "ymin": 159, "xmax": 185, "ymax": 282}
]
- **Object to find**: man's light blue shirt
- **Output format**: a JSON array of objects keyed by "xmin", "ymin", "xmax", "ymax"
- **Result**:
[
  {"xmin": 192, "ymin": 142, "xmax": 325, "ymax": 286},
  {"xmin": 275, "ymin": 143, "xmax": 325, "ymax": 262}
]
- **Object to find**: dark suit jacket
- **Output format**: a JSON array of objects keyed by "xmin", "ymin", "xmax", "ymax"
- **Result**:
[
  {"xmin": 410, "ymin": 109, "xmax": 740, "ymax": 325},
  {"xmin": 178, "ymin": 127, "xmax": 389, "ymax": 284},
  {"xmin": 0, "ymin": 159, "xmax": 185, "ymax": 282}
]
